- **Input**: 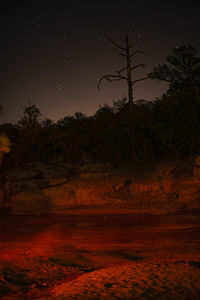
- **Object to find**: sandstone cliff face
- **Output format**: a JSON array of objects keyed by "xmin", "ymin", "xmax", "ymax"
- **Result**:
[{"xmin": 1, "ymin": 159, "xmax": 200, "ymax": 215}]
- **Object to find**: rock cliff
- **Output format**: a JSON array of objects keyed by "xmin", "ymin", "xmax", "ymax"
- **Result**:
[{"xmin": 0, "ymin": 159, "xmax": 200, "ymax": 215}]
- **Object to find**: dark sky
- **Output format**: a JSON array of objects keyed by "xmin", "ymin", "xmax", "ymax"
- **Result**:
[{"xmin": 1, "ymin": 0, "xmax": 200, "ymax": 124}]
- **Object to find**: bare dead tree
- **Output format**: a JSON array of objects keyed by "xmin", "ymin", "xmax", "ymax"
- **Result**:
[{"xmin": 98, "ymin": 34, "xmax": 148, "ymax": 106}]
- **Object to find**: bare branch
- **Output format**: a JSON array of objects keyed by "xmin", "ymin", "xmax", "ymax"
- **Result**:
[
  {"xmin": 98, "ymin": 74, "xmax": 127, "ymax": 89},
  {"xmin": 119, "ymin": 52, "xmax": 127, "ymax": 57},
  {"xmin": 104, "ymin": 33, "xmax": 126, "ymax": 51},
  {"xmin": 130, "ymin": 64, "xmax": 146, "ymax": 71},
  {"xmin": 129, "ymin": 44, "xmax": 133, "ymax": 49},
  {"xmin": 98, "ymin": 34, "xmax": 148, "ymax": 104},
  {"xmin": 132, "ymin": 77, "xmax": 149, "ymax": 85},
  {"xmin": 130, "ymin": 50, "xmax": 146, "ymax": 58},
  {"xmin": 116, "ymin": 66, "xmax": 127, "ymax": 74}
]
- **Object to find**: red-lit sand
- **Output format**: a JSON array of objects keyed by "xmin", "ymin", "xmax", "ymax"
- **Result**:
[
  {"xmin": 46, "ymin": 262, "xmax": 200, "ymax": 300},
  {"xmin": 0, "ymin": 211, "xmax": 200, "ymax": 299}
]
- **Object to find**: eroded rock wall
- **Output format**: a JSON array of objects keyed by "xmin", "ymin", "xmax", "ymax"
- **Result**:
[{"xmin": 1, "ymin": 159, "xmax": 200, "ymax": 214}]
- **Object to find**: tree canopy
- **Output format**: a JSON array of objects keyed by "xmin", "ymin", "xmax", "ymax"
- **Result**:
[
  {"xmin": 18, "ymin": 104, "xmax": 41, "ymax": 128},
  {"xmin": 149, "ymin": 45, "xmax": 200, "ymax": 94}
]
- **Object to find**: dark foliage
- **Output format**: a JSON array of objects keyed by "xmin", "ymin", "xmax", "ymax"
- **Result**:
[
  {"xmin": 1, "ymin": 86, "xmax": 200, "ymax": 173},
  {"xmin": 149, "ymin": 45, "xmax": 200, "ymax": 94}
]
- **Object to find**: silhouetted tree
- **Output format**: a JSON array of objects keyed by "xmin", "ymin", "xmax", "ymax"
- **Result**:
[
  {"xmin": 98, "ymin": 34, "xmax": 148, "ymax": 107},
  {"xmin": 41, "ymin": 118, "xmax": 55, "ymax": 128},
  {"xmin": 3, "ymin": 86, "xmax": 200, "ymax": 175},
  {"xmin": 18, "ymin": 104, "xmax": 41, "ymax": 128},
  {"xmin": 74, "ymin": 112, "xmax": 86, "ymax": 121},
  {"xmin": 149, "ymin": 45, "xmax": 200, "ymax": 94},
  {"xmin": 112, "ymin": 97, "xmax": 127, "ymax": 113}
]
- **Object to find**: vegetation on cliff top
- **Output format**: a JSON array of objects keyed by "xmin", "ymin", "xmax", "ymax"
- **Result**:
[
  {"xmin": 1, "ymin": 45, "xmax": 200, "ymax": 175},
  {"xmin": 1, "ymin": 86, "xmax": 200, "ymax": 174}
]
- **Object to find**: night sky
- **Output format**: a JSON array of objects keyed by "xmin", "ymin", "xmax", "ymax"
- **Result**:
[{"xmin": 1, "ymin": 1, "xmax": 200, "ymax": 124}]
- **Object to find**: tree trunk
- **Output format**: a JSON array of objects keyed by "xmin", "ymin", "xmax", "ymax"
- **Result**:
[{"xmin": 126, "ymin": 35, "xmax": 133, "ymax": 105}]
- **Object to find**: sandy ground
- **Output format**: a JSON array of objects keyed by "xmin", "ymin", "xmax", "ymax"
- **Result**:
[
  {"xmin": 0, "ymin": 212, "xmax": 200, "ymax": 299},
  {"xmin": 45, "ymin": 262, "xmax": 200, "ymax": 300}
]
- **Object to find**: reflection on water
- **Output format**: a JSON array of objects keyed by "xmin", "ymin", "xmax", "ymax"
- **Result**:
[{"xmin": 0, "ymin": 213, "xmax": 200, "ymax": 254}]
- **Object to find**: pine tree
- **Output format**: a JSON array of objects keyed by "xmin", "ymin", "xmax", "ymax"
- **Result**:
[{"xmin": 149, "ymin": 45, "xmax": 200, "ymax": 94}]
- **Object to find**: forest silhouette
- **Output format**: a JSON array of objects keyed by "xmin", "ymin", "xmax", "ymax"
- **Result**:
[{"xmin": 1, "ymin": 44, "xmax": 200, "ymax": 175}]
